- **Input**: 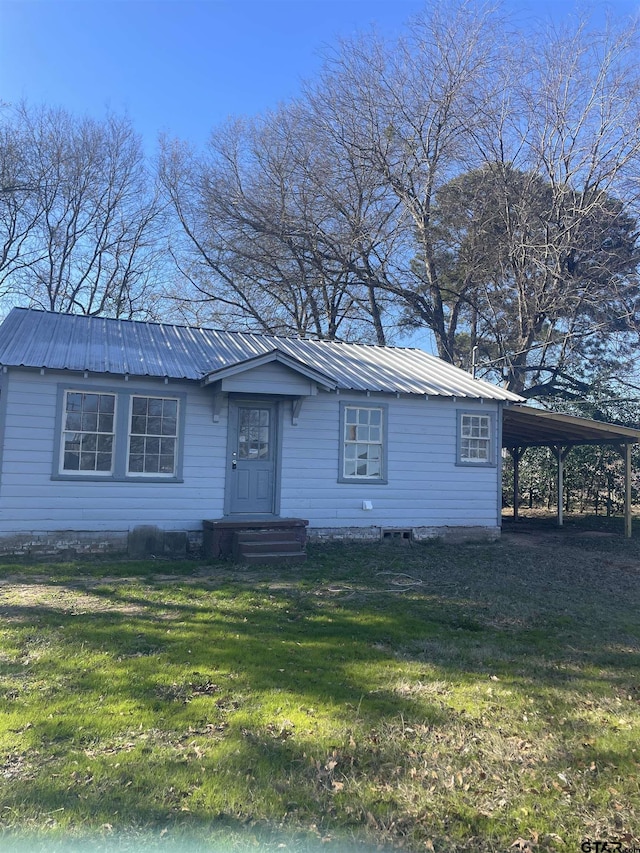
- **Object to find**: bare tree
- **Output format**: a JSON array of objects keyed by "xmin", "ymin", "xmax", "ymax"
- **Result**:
[
  {"xmin": 160, "ymin": 1, "xmax": 640, "ymax": 398},
  {"xmin": 160, "ymin": 85, "xmax": 408, "ymax": 343},
  {"xmin": 312, "ymin": 2, "xmax": 505, "ymax": 358},
  {"xmin": 0, "ymin": 104, "xmax": 165, "ymax": 318}
]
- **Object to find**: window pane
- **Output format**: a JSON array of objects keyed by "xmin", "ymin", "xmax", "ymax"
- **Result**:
[
  {"xmin": 161, "ymin": 417, "xmax": 177, "ymax": 436},
  {"xmin": 64, "ymin": 434, "xmax": 81, "ymax": 452},
  {"xmin": 159, "ymin": 455, "xmax": 175, "ymax": 474},
  {"xmin": 132, "ymin": 397, "xmax": 148, "ymax": 415},
  {"xmin": 65, "ymin": 412, "xmax": 82, "ymax": 431},
  {"xmin": 66, "ymin": 393, "xmax": 83, "ymax": 412},
  {"xmin": 144, "ymin": 455, "xmax": 159, "ymax": 474},
  {"xmin": 147, "ymin": 398, "xmax": 164, "ymax": 417},
  {"xmin": 131, "ymin": 415, "xmax": 146, "ymax": 434},
  {"xmin": 98, "ymin": 413, "xmax": 113, "ymax": 433},
  {"xmin": 81, "ymin": 433, "xmax": 97, "ymax": 452},
  {"xmin": 99, "ymin": 395, "xmax": 115, "ymax": 414},
  {"xmin": 129, "ymin": 436, "xmax": 145, "ymax": 454},
  {"xmin": 146, "ymin": 437, "xmax": 160, "ymax": 456},
  {"xmin": 98, "ymin": 435, "xmax": 113, "ymax": 453},
  {"xmin": 163, "ymin": 399, "xmax": 178, "ymax": 419},
  {"xmin": 64, "ymin": 452, "xmax": 79, "ymax": 470},
  {"xmin": 81, "ymin": 413, "xmax": 98, "ymax": 432},
  {"xmin": 96, "ymin": 453, "xmax": 112, "ymax": 471},
  {"xmin": 80, "ymin": 452, "xmax": 96, "ymax": 470},
  {"xmin": 128, "ymin": 455, "xmax": 144, "ymax": 473}
]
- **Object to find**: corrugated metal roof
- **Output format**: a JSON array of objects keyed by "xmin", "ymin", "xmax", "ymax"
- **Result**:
[{"xmin": 0, "ymin": 308, "xmax": 522, "ymax": 401}]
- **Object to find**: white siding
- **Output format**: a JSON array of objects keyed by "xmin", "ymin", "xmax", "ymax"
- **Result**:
[{"xmin": 0, "ymin": 370, "xmax": 501, "ymax": 536}]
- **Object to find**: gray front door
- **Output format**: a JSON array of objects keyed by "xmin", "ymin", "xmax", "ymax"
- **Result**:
[{"xmin": 227, "ymin": 400, "xmax": 278, "ymax": 515}]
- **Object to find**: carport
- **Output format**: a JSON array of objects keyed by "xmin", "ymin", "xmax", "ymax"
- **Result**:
[{"xmin": 502, "ymin": 405, "xmax": 640, "ymax": 537}]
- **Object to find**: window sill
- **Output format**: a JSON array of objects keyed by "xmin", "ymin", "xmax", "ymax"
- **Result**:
[
  {"xmin": 51, "ymin": 473, "xmax": 184, "ymax": 483},
  {"xmin": 338, "ymin": 476, "xmax": 388, "ymax": 485}
]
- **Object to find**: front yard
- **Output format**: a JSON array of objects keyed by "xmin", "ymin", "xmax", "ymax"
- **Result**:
[{"xmin": 0, "ymin": 530, "xmax": 638, "ymax": 852}]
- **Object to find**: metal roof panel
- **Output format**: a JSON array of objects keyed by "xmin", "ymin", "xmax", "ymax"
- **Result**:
[{"xmin": 0, "ymin": 308, "xmax": 522, "ymax": 401}]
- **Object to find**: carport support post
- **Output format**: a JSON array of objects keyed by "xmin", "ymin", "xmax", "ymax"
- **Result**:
[
  {"xmin": 509, "ymin": 447, "xmax": 523, "ymax": 520},
  {"xmin": 614, "ymin": 442, "xmax": 634, "ymax": 538},
  {"xmin": 625, "ymin": 443, "xmax": 632, "ymax": 538},
  {"xmin": 620, "ymin": 442, "xmax": 633, "ymax": 539},
  {"xmin": 552, "ymin": 445, "xmax": 570, "ymax": 527}
]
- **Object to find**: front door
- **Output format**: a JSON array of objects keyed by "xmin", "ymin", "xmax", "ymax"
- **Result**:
[{"xmin": 227, "ymin": 400, "xmax": 278, "ymax": 515}]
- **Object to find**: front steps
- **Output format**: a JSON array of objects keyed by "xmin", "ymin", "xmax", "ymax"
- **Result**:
[
  {"xmin": 203, "ymin": 518, "xmax": 308, "ymax": 564},
  {"xmin": 232, "ymin": 528, "xmax": 306, "ymax": 565}
]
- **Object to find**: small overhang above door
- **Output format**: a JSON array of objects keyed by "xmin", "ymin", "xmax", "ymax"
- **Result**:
[{"xmin": 201, "ymin": 349, "xmax": 338, "ymax": 396}]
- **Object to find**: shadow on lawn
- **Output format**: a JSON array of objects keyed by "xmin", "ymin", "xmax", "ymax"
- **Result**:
[{"xmin": 0, "ymin": 538, "xmax": 638, "ymax": 845}]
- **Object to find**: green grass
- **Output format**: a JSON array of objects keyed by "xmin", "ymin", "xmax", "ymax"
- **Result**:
[{"xmin": 0, "ymin": 531, "xmax": 639, "ymax": 852}]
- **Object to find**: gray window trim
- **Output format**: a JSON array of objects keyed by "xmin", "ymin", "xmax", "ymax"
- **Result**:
[
  {"xmin": 456, "ymin": 408, "xmax": 497, "ymax": 468},
  {"xmin": 52, "ymin": 383, "xmax": 186, "ymax": 482},
  {"xmin": 338, "ymin": 401, "xmax": 388, "ymax": 485}
]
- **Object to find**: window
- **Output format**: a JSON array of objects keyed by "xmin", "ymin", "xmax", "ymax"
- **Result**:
[
  {"xmin": 128, "ymin": 396, "xmax": 179, "ymax": 475},
  {"xmin": 61, "ymin": 391, "xmax": 115, "ymax": 474},
  {"xmin": 55, "ymin": 386, "xmax": 184, "ymax": 481},
  {"xmin": 238, "ymin": 407, "xmax": 270, "ymax": 460},
  {"xmin": 458, "ymin": 412, "xmax": 494, "ymax": 465},
  {"xmin": 339, "ymin": 404, "xmax": 387, "ymax": 483}
]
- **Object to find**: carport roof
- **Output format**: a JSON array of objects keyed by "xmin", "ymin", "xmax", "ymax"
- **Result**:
[{"xmin": 502, "ymin": 404, "xmax": 640, "ymax": 449}]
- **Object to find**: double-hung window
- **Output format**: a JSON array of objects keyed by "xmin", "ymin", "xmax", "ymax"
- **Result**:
[
  {"xmin": 61, "ymin": 391, "xmax": 116, "ymax": 474},
  {"xmin": 458, "ymin": 412, "xmax": 494, "ymax": 465},
  {"xmin": 56, "ymin": 386, "xmax": 183, "ymax": 481},
  {"xmin": 339, "ymin": 404, "xmax": 387, "ymax": 483},
  {"xmin": 128, "ymin": 396, "xmax": 179, "ymax": 476}
]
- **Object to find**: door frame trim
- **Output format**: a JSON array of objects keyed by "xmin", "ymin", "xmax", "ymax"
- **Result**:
[{"xmin": 223, "ymin": 395, "xmax": 283, "ymax": 517}]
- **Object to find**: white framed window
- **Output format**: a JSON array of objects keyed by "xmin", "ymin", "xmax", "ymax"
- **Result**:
[
  {"xmin": 60, "ymin": 391, "xmax": 116, "ymax": 474},
  {"xmin": 458, "ymin": 412, "xmax": 494, "ymax": 465},
  {"xmin": 339, "ymin": 404, "xmax": 387, "ymax": 483},
  {"xmin": 127, "ymin": 396, "xmax": 179, "ymax": 476},
  {"xmin": 54, "ymin": 385, "xmax": 185, "ymax": 482}
]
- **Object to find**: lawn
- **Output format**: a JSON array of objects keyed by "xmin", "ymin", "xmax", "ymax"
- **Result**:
[{"xmin": 0, "ymin": 528, "xmax": 638, "ymax": 852}]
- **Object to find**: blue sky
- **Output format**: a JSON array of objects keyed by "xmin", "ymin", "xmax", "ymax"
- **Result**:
[{"xmin": 2, "ymin": 0, "xmax": 639, "ymax": 154}]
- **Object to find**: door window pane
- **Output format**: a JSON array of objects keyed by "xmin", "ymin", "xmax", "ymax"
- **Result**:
[{"xmin": 238, "ymin": 408, "xmax": 270, "ymax": 460}]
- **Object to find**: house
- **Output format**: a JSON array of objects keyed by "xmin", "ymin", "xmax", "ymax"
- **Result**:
[{"xmin": 0, "ymin": 308, "xmax": 522, "ymax": 559}]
